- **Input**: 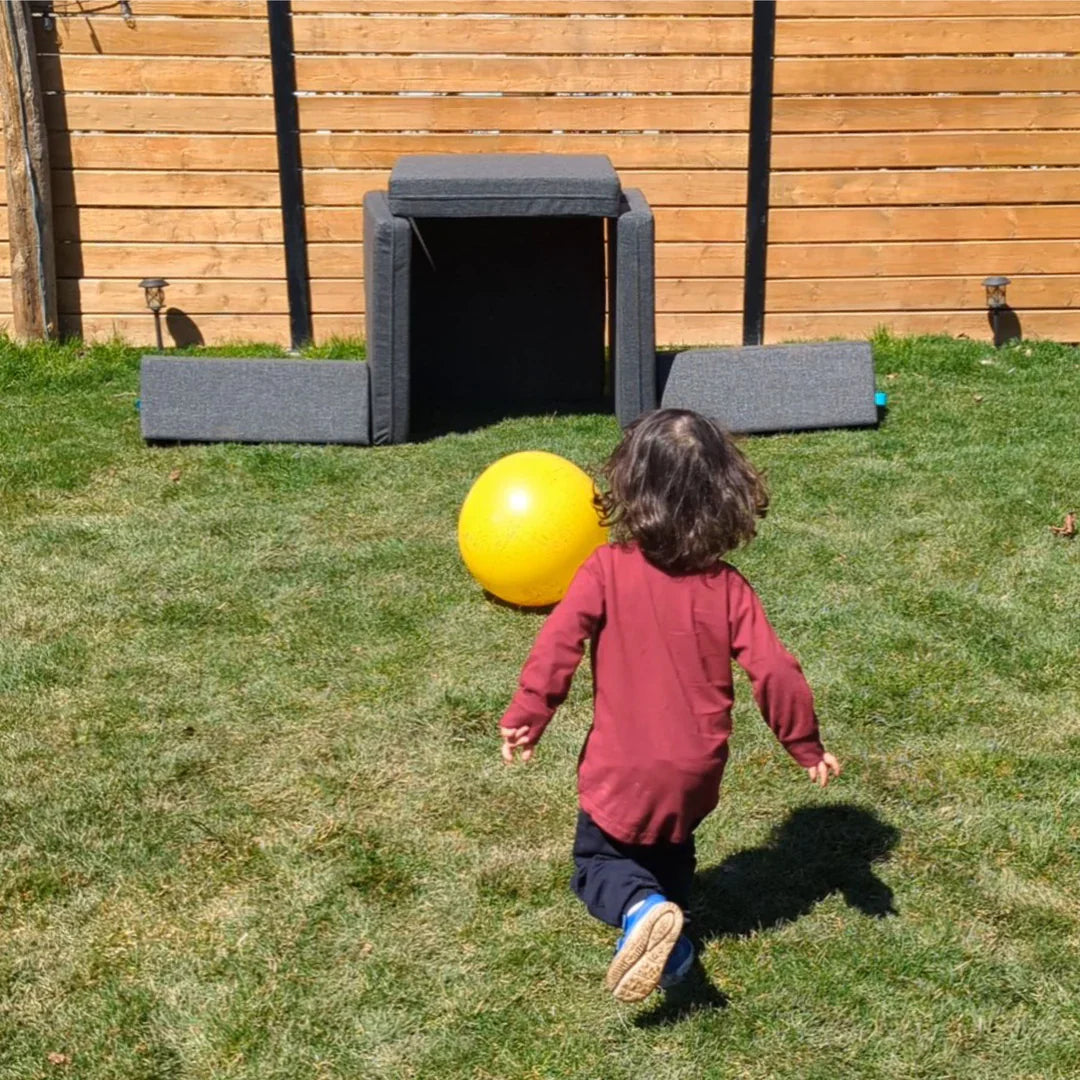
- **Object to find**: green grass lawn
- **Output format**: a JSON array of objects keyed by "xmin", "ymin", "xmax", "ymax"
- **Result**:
[{"xmin": 1, "ymin": 333, "xmax": 1078, "ymax": 1079}]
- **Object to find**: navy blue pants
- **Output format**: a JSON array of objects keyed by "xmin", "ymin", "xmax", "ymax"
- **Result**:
[{"xmin": 570, "ymin": 809, "xmax": 697, "ymax": 928}]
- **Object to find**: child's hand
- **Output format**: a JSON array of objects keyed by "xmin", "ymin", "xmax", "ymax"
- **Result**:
[
  {"xmin": 500, "ymin": 725, "xmax": 535, "ymax": 764},
  {"xmin": 807, "ymin": 752, "xmax": 841, "ymax": 787}
]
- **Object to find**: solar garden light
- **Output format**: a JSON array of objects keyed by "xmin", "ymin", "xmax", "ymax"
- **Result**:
[
  {"xmin": 139, "ymin": 278, "xmax": 168, "ymax": 350},
  {"xmin": 982, "ymin": 275, "xmax": 1010, "ymax": 348}
]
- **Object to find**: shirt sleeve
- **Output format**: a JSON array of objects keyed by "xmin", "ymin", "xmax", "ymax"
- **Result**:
[
  {"xmin": 726, "ymin": 566, "xmax": 825, "ymax": 767},
  {"xmin": 498, "ymin": 551, "xmax": 606, "ymax": 746}
]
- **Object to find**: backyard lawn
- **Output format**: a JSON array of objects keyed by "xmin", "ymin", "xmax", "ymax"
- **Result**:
[{"xmin": 1, "ymin": 333, "xmax": 1078, "ymax": 1079}]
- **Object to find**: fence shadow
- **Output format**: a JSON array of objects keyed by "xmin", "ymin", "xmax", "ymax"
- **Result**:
[
  {"xmin": 36, "ymin": 16, "xmax": 81, "ymax": 341},
  {"xmin": 635, "ymin": 803, "xmax": 900, "ymax": 1027}
]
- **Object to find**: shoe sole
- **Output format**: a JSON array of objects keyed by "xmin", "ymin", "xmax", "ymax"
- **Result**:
[{"xmin": 604, "ymin": 901, "xmax": 684, "ymax": 1003}]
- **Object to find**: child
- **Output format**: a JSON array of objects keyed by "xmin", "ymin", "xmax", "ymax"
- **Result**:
[{"xmin": 499, "ymin": 409, "xmax": 840, "ymax": 1003}]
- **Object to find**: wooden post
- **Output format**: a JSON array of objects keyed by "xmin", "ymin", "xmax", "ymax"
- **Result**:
[{"xmin": 0, "ymin": 0, "xmax": 57, "ymax": 340}]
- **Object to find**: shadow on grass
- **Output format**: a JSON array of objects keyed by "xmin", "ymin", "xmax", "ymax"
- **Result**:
[{"xmin": 635, "ymin": 803, "xmax": 900, "ymax": 1028}]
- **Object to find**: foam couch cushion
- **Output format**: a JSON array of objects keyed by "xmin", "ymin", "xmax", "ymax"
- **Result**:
[
  {"xmin": 364, "ymin": 190, "xmax": 412, "ymax": 444},
  {"xmin": 140, "ymin": 356, "xmax": 370, "ymax": 444},
  {"xmin": 611, "ymin": 189, "xmax": 657, "ymax": 426},
  {"xmin": 388, "ymin": 153, "xmax": 621, "ymax": 218},
  {"xmin": 660, "ymin": 342, "xmax": 878, "ymax": 434}
]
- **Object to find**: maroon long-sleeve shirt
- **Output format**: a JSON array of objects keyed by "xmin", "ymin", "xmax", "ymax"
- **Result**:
[{"xmin": 499, "ymin": 543, "xmax": 825, "ymax": 845}]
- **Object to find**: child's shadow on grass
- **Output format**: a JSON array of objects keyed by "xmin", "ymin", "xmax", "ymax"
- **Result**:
[{"xmin": 636, "ymin": 803, "xmax": 900, "ymax": 1027}]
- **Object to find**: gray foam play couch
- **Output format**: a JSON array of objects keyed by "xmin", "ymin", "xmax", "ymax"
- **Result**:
[{"xmin": 366, "ymin": 153, "xmax": 656, "ymax": 443}]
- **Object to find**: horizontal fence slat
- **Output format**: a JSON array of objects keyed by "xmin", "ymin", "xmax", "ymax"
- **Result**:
[
  {"xmin": 770, "ymin": 169, "xmax": 1080, "ymax": 208},
  {"xmin": 310, "ymin": 280, "xmax": 364, "ymax": 312},
  {"xmin": 775, "ymin": 57, "xmax": 1080, "ymax": 95},
  {"xmin": 292, "ymin": 15, "xmax": 752, "ymax": 55},
  {"xmin": 768, "ymin": 239, "xmax": 1080, "ymax": 278},
  {"xmin": 39, "ymin": 56, "xmax": 272, "ymax": 95},
  {"xmin": 51, "ymin": 171, "xmax": 281, "ymax": 208},
  {"xmin": 44, "ymin": 123, "xmax": 1080, "ymax": 180},
  {"xmin": 640, "ymin": 276, "xmax": 1080, "ymax": 314},
  {"xmin": 306, "ymin": 209, "xmax": 371, "ymax": 243},
  {"xmin": 313, "ymin": 315, "xmax": 367, "ymax": 340},
  {"xmin": 656, "ymin": 313, "xmax": 743, "ymax": 346},
  {"xmin": 46, "ymin": 96, "xmax": 275, "ymax": 133},
  {"xmin": 61, "ymin": 313, "xmax": 369, "ymax": 347},
  {"xmin": 81, "ymin": 2, "xmax": 266, "ymax": 14},
  {"xmin": 654, "ymin": 313, "xmax": 743, "ymax": 345},
  {"xmin": 56, "ymin": 243, "xmax": 286, "ymax": 278},
  {"xmin": 63, "ymin": 313, "xmax": 292, "ymax": 346},
  {"xmin": 774, "ymin": 96, "xmax": 1080, "ymax": 133},
  {"xmin": 53, "ymin": 243, "xmax": 431, "ymax": 280},
  {"xmin": 46, "ymin": 95, "xmax": 749, "ymax": 134},
  {"xmin": 776, "ymin": 18, "xmax": 1080, "ymax": 56},
  {"xmin": 58, "ymin": 278, "xmax": 290, "ymax": 315},
  {"xmin": 762, "ymin": 311, "xmax": 1080, "ymax": 345},
  {"xmin": 620, "ymin": 170, "xmax": 747, "ymax": 207},
  {"xmin": 773, "ymin": 131, "xmax": 1080, "ymax": 169},
  {"xmin": 766, "ymin": 275, "xmax": 1080, "ymax": 312},
  {"xmin": 55, "ymin": 279, "xmax": 371, "ymax": 319},
  {"xmin": 779, "ymin": 2, "xmax": 1080, "ymax": 15},
  {"xmin": 50, "ymin": 134, "xmax": 281, "ymax": 170},
  {"xmin": 296, "ymin": 96, "xmax": 749, "ymax": 133},
  {"xmin": 41, "ymin": 53, "xmax": 756, "ymax": 97},
  {"xmin": 37, "ymin": 17, "xmax": 270, "ymax": 56},
  {"xmin": 42, "ymin": 15, "xmax": 1080, "ymax": 60},
  {"xmin": 296, "ymin": 55, "xmax": 751, "ymax": 94},
  {"xmin": 654, "ymin": 279, "xmax": 742, "ymax": 314},
  {"xmin": 770, "ymin": 205, "xmax": 1080, "ymax": 242},
  {"xmin": 655, "ymin": 209, "xmax": 744, "ymax": 244},
  {"xmin": 292, "ymin": 2, "xmax": 752, "ymax": 12},
  {"xmin": 55, "ymin": 208, "xmax": 284, "ymax": 243},
  {"xmin": 298, "ymin": 132, "xmax": 749, "ymax": 168},
  {"xmin": 309, "ymin": 244, "xmax": 365, "ymax": 277},
  {"xmin": 655, "ymin": 244, "xmax": 746, "ymax": 278}
]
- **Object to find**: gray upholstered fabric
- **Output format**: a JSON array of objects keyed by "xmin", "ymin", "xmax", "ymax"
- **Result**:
[
  {"xmin": 660, "ymin": 343, "xmax": 878, "ymax": 433},
  {"xmin": 388, "ymin": 154, "xmax": 621, "ymax": 218},
  {"xmin": 364, "ymin": 190, "xmax": 412, "ymax": 444},
  {"xmin": 612, "ymin": 188, "xmax": 657, "ymax": 427},
  {"xmin": 140, "ymin": 357, "xmax": 370, "ymax": 444}
]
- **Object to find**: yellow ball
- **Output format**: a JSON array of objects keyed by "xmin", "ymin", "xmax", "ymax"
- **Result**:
[{"xmin": 458, "ymin": 451, "xmax": 609, "ymax": 608}]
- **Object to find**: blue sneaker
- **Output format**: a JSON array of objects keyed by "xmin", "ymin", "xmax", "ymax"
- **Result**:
[
  {"xmin": 604, "ymin": 893, "xmax": 684, "ymax": 1002},
  {"xmin": 659, "ymin": 934, "xmax": 695, "ymax": 990}
]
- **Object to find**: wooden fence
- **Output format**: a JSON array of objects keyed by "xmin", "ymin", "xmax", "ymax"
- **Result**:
[{"xmin": 2, "ymin": 0, "xmax": 1080, "ymax": 347}]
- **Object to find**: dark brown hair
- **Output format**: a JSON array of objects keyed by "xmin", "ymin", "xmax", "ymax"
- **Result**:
[{"xmin": 594, "ymin": 408, "xmax": 769, "ymax": 574}]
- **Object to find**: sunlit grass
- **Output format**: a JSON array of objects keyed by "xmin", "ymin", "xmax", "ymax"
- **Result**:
[{"xmin": 1, "ymin": 333, "xmax": 1078, "ymax": 1079}]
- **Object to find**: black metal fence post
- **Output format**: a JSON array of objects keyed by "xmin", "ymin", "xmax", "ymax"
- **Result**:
[
  {"xmin": 268, "ymin": 0, "xmax": 312, "ymax": 350},
  {"xmin": 741, "ymin": 0, "xmax": 776, "ymax": 347}
]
